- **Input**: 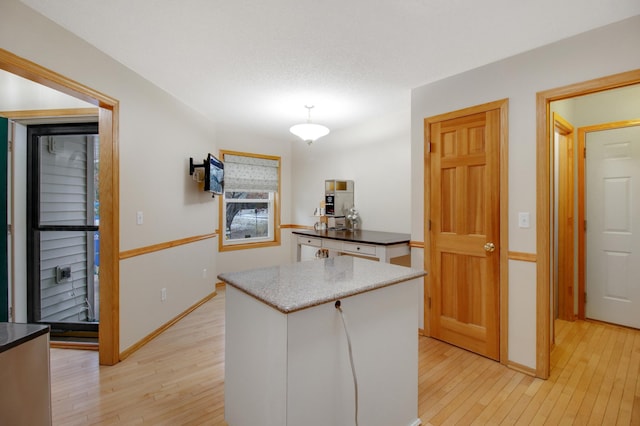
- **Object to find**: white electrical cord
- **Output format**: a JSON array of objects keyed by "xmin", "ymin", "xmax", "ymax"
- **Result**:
[{"xmin": 336, "ymin": 300, "xmax": 359, "ymax": 426}]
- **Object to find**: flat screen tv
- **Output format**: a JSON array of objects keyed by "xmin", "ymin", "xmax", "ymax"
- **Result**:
[{"xmin": 204, "ymin": 153, "xmax": 224, "ymax": 195}]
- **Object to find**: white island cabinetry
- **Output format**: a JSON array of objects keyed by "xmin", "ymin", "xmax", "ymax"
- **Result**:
[{"xmin": 219, "ymin": 256, "xmax": 425, "ymax": 426}]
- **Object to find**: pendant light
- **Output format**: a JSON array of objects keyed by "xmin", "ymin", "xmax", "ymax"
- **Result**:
[{"xmin": 289, "ymin": 105, "xmax": 330, "ymax": 145}]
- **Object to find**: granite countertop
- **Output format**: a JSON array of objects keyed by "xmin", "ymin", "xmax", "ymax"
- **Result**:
[
  {"xmin": 218, "ymin": 256, "xmax": 426, "ymax": 314},
  {"xmin": 292, "ymin": 229, "xmax": 410, "ymax": 245},
  {"xmin": 0, "ymin": 323, "xmax": 50, "ymax": 354}
]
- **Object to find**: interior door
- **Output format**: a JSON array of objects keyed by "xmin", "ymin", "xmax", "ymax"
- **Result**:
[
  {"xmin": 585, "ymin": 124, "xmax": 640, "ymax": 328},
  {"xmin": 428, "ymin": 107, "xmax": 501, "ymax": 360}
]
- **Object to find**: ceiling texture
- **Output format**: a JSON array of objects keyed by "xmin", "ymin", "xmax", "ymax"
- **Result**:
[{"xmin": 15, "ymin": 0, "xmax": 640, "ymax": 140}]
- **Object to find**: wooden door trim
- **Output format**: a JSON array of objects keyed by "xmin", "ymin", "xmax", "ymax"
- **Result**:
[
  {"xmin": 536, "ymin": 68, "xmax": 640, "ymax": 379},
  {"xmin": 424, "ymin": 98, "xmax": 509, "ymax": 363},
  {"xmin": 554, "ymin": 113, "xmax": 575, "ymax": 321},
  {"xmin": 0, "ymin": 48, "xmax": 121, "ymax": 365},
  {"xmin": 577, "ymin": 119, "xmax": 640, "ymax": 320}
]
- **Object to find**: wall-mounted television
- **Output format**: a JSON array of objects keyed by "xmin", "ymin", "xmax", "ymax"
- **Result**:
[{"xmin": 204, "ymin": 153, "xmax": 224, "ymax": 195}]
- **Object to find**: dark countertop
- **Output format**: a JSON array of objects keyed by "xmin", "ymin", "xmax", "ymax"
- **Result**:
[
  {"xmin": 218, "ymin": 256, "xmax": 426, "ymax": 314},
  {"xmin": 292, "ymin": 229, "xmax": 411, "ymax": 245},
  {"xmin": 0, "ymin": 323, "xmax": 50, "ymax": 354}
]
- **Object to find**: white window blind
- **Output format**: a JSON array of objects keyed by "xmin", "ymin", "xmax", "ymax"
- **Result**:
[{"xmin": 224, "ymin": 154, "xmax": 279, "ymax": 192}]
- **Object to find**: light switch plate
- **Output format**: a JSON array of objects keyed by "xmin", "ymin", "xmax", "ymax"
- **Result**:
[{"xmin": 518, "ymin": 212, "xmax": 530, "ymax": 228}]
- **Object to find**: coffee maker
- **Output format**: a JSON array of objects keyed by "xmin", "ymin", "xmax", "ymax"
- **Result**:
[{"xmin": 324, "ymin": 180, "xmax": 354, "ymax": 217}]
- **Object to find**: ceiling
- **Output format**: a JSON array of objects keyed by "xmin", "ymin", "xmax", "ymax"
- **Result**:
[{"xmin": 13, "ymin": 0, "xmax": 640, "ymax": 141}]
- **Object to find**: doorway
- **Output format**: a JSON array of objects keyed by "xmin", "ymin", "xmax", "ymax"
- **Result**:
[
  {"xmin": 578, "ymin": 121, "xmax": 640, "ymax": 328},
  {"xmin": 424, "ymin": 99, "xmax": 509, "ymax": 362},
  {"xmin": 26, "ymin": 123, "xmax": 100, "ymax": 341},
  {"xmin": 536, "ymin": 69, "xmax": 640, "ymax": 379},
  {"xmin": 0, "ymin": 49, "xmax": 120, "ymax": 365}
]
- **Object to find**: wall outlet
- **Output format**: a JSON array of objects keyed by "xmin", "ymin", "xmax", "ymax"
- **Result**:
[
  {"xmin": 161, "ymin": 288, "xmax": 167, "ymax": 302},
  {"xmin": 136, "ymin": 211, "xmax": 144, "ymax": 225}
]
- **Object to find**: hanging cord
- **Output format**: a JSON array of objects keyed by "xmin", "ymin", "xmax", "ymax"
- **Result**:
[{"xmin": 335, "ymin": 300, "xmax": 359, "ymax": 426}]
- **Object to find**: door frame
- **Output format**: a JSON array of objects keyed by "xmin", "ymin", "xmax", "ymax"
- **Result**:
[
  {"xmin": 577, "ymin": 119, "xmax": 640, "ymax": 321},
  {"xmin": 554, "ymin": 113, "xmax": 575, "ymax": 321},
  {"xmin": 536, "ymin": 68, "xmax": 640, "ymax": 379},
  {"xmin": 0, "ymin": 48, "xmax": 121, "ymax": 365},
  {"xmin": 424, "ymin": 98, "xmax": 509, "ymax": 364}
]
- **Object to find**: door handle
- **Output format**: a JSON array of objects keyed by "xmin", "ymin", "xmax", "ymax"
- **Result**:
[{"xmin": 484, "ymin": 242, "xmax": 496, "ymax": 253}]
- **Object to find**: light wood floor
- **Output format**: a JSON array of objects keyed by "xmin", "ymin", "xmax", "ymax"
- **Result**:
[{"xmin": 51, "ymin": 288, "xmax": 640, "ymax": 425}]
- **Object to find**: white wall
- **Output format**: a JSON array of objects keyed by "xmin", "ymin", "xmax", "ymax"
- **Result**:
[
  {"xmin": 1, "ymin": 0, "xmax": 221, "ymax": 351},
  {"xmin": 411, "ymin": 15, "xmax": 640, "ymax": 369},
  {"xmin": 292, "ymin": 107, "xmax": 411, "ymax": 233}
]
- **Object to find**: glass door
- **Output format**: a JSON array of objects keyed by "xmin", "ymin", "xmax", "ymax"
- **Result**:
[{"xmin": 27, "ymin": 123, "xmax": 99, "ymax": 340}]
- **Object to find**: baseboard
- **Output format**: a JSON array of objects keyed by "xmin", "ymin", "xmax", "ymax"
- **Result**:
[
  {"xmin": 119, "ymin": 290, "xmax": 218, "ymax": 361},
  {"xmin": 216, "ymin": 281, "xmax": 225, "ymax": 289},
  {"xmin": 507, "ymin": 360, "xmax": 537, "ymax": 377},
  {"xmin": 418, "ymin": 328, "xmax": 425, "ymax": 336},
  {"xmin": 50, "ymin": 341, "xmax": 99, "ymax": 351}
]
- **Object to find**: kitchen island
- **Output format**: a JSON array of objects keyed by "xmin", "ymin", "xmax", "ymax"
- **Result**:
[
  {"xmin": 218, "ymin": 256, "xmax": 426, "ymax": 426},
  {"xmin": 0, "ymin": 323, "xmax": 51, "ymax": 425},
  {"xmin": 292, "ymin": 228, "xmax": 411, "ymax": 263}
]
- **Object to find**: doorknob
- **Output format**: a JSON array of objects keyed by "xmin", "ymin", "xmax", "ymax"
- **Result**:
[{"xmin": 484, "ymin": 242, "xmax": 496, "ymax": 253}]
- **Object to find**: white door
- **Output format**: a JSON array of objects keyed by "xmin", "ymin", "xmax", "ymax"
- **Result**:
[{"xmin": 586, "ymin": 125, "xmax": 640, "ymax": 328}]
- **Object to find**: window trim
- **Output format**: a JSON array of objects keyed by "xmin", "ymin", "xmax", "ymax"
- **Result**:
[{"xmin": 218, "ymin": 150, "xmax": 281, "ymax": 252}]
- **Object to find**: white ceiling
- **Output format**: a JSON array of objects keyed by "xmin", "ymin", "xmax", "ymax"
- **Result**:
[{"xmin": 14, "ymin": 0, "xmax": 640, "ymax": 140}]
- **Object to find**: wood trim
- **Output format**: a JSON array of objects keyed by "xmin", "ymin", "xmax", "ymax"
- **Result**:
[
  {"xmin": 282, "ymin": 224, "xmax": 313, "ymax": 229},
  {"xmin": 119, "ymin": 233, "xmax": 217, "ymax": 259},
  {"xmin": 50, "ymin": 341, "xmax": 99, "ymax": 351},
  {"xmin": 98, "ymin": 105, "xmax": 120, "ymax": 366},
  {"xmin": 409, "ymin": 240, "xmax": 424, "ymax": 249},
  {"xmin": 215, "ymin": 281, "xmax": 226, "ymax": 289},
  {"xmin": 507, "ymin": 251, "xmax": 537, "ymax": 262},
  {"xmin": 577, "ymin": 119, "xmax": 640, "ymax": 321},
  {"xmin": 119, "ymin": 291, "xmax": 218, "ymax": 361},
  {"xmin": 0, "ymin": 108, "xmax": 98, "ymax": 119},
  {"xmin": 218, "ymin": 149, "xmax": 281, "ymax": 253},
  {"xmin": 424, "ymin": 98, "xmax": 509, "ymax": 363},
  {"xmin": 554, "ymin": 113, "xmax": 575, "ymax": 322},
  {"xmin": 499, "ymin": 99, "xmax": 510, "ymax": 365},
  {"xmin": 0, "ymin": 48, "xmax": 121, "ymax": 366},
  {"xmin": 536, "ymin": 90, "xmax": 552, "ymax": 379},
  {"xmin": 506, "ymin": 360, "xmax": 537, "ymax": 377},
  {"xmin": 536, "ymin": 68, "xmax": 640, "ymax": 380},
  {"xmin": 578, "ymin": 127, "xmax": 586, "ymax": 321},
  {"xmin": 0, "ymin": 49, "xmax": 117, "ymax": 107}
]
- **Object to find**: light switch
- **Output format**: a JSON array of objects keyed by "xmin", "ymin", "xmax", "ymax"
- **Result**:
[
  {"xmin": 136, "ymin": 211, "xmax": 144, "ymax": 225},
  {"xmin": 518, "ymin": 212, "xmax": 530, "ymax": 228}
]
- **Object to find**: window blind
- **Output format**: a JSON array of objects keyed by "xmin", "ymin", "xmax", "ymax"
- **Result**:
[{"xmin": 224, "ymin": 154, "xmax": 279, "ymax": 192}]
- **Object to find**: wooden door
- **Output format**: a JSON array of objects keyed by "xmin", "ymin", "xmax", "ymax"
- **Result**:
[
  {"xmin": 428, "ymin": 107, "xmax": 501, "ymax": 360},
  {"xmin": 585, "ymin": 124, "xmax": 640, "ymax": 329}
]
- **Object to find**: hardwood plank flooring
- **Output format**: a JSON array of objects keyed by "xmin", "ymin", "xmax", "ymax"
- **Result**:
[{"xmin": 50, "ymin": 288, "xmax": 640, "ymax": 425}]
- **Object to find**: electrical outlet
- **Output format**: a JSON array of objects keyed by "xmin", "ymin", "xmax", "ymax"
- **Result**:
[
  {"xmin": 136, "ymin": 211, "xmax": 144, "ymax": 225},
  {"xmin": 161, "ymin": 288, "xmax": 167, "ymax": 302},
  {"xmin": 518, "ymin": 212, "xmax": 530, "ymax": 228}
]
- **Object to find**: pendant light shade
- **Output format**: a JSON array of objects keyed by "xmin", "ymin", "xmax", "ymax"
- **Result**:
[{"xmin": 290, "ymin": 105, "xmax": 330, "ymax": 145}]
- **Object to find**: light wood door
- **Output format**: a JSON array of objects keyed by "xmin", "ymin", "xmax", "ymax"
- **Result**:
[
  {"xmin": 428, "ymin": 108, "xmax": 501, "ymax": 360},
  {"xmin": 585, "ymin": 124, "xmax": 640, "ymax": 329}
]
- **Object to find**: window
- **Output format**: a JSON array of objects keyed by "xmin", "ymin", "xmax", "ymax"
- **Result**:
[{"xmin": 219, "ymin": 151, "xmax": 280, "ymax": 251}]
